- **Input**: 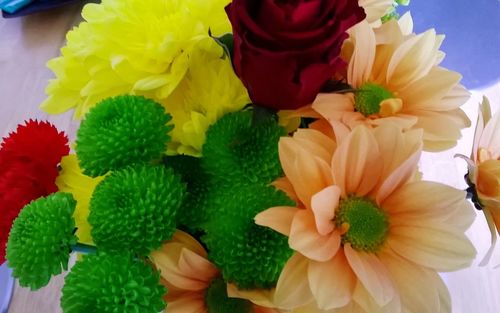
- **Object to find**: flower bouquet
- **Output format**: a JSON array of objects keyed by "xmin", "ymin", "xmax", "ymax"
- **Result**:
[{"xmin": 1, "ymin": 0, "xmax": 499, "ymax": 312}]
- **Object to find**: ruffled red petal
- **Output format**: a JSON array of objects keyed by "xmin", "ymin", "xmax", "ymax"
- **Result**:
[{"xmin": 0, "ymin": 120, "xmax": 69, "ymax": 263}]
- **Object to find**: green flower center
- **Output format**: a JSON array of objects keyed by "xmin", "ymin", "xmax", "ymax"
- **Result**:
[
  {"xmin": 205, "ymin": 277, "xmax": 254, "ymax": 313},
  {"xmin": 354, "ymin": 83, "xmax": 394, "ymax": 116},
  {"xmin": 336, "ymin": 197, "xmax": 389, "ymax": 252}
]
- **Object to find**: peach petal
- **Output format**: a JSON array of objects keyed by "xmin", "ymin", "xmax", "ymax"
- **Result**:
[
  {"xmin": 372, "ymin": 125, "xmax": 422, "ymax": 203},
  {"xmin": 368, "ymin": 114, "xmax": 418, "ymax": 130},
  {"xmin": 387, "ymin": 29, "xmax": 442, "ymax": 88},
  {"xmin": 312, "ymin": 93, "xmax": 354, "ymax": 121},
  {"xmin": 479, "ymin": 108, "xmax": 500, "ymax": 157},
  {"xmin": 289, "ymin": 210, "xmax": 341, "ymax": 261},
  {"xmin": 388, "ymin": 222, "xmax": 476, "ymax": 271},
  {"xmin": 272, "ymin": 177, "xmax": 300, "ymax": 204},
  {"xmin": 308, "ymin": 251, "xmax": 356, "ymax": 309},
  {"xmin": 382, "ymin": 181, "xmax": 475, "ymax": 229},
  {"xmin": 274, "ymin": 253, "xmax": 314, "ymax": 309},
  {"xmin": 344, "ymin": 244, "xmax": 395, "ymax": 306},
  {"xmin": 171, "ymin": 230, "xmax": 207, "ymax": 257},
  {"xmin": 292, "ymin": 128, "xmax": 336, "ymax": 164},
  {"xmin": 164, "ymin": 294, "xmax": 206, "ymax": 313},
  {"xmin": 430, "ymin": 269, "xmax": 452, "ymax": 312},
  {"xmin": 279, "ymin": 137, "xmax": 333, "ymax": 208},
  {"xmin": 332, "ymin": 126, "xmax": 383, "ymax": 197},
  {"xmin": 227, "ymin": 284, "xmax": 276, "ymax": 308},
  {"xmin": 380, "ymin": 251, "xmax": 441, "ymax": 312},
  {"xmin": 311, "ymin": 186, "xmax": 341, "ymax": 235},
  {"xmin": 398, "ymin": 67, "xmax": 463, "ymax": 112},
  {"xmin": 398, "ymin": 12, "xmax": 414, "ymax": 35},
  {"xmin": 408, "ymin": 109, "xmax": 469, "ymax": 151},
  {"xmin": 352, "ymin": 280, "xmax": 401, "ymax": 313},
  {"xmin": 157, "ymin": 257, "xmax": 211, "ymax": 290},
  {"xmin": 178, "ymin": 248, "xmax": 219, "ymax": 284},
  {"xmin": 255, "ymin": 206, "xmax": 300, "ymax": 236},
  {"xmin": 347, "ymin": 20, "xmax": 376, "ymax": 88}
]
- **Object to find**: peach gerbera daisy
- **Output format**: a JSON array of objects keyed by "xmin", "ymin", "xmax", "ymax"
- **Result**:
[
  {"xmin": 312, "ymin": 14, "xmax": 471, "ymax": 151},
  {"xmin": 254, "ymin": 124, "xmax": 476, "ymax": 312},
  {"xmin": 458, "ymin": 97, "xmax": 500, "ymax": 265},
  {"xmin": 150, "ymin": 230, "xmax": 279, "ymax": 313}
]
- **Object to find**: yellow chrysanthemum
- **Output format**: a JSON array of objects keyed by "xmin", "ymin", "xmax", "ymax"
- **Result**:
[
  {"xmin": 165, "ymin": 48, "xmax": 249, "ymax": 156},
  {"xmin": 41, "ymin": 0, "xmax": 248, "ymax": 155},
  {"xmin": 56, "ymin": 154, "xmax": 104, "ymax": 245}
]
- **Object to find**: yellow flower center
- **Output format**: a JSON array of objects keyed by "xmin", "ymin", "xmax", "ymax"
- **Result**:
[
  {"xmin": 354, "ymin": 83, "xmax": 398, "ymax": 117},
  {"xmin": 336, "ymin": 197, "xmax": 389, "ymax": 252}
]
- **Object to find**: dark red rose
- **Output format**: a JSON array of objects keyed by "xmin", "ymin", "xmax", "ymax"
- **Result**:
[{"xmin": 226, "ymin": 0, "xmax": 366, "ymax": 110}]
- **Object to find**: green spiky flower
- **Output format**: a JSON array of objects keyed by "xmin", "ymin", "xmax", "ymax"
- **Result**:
[
  {"xmin": 202, "ymin": 110, "xmax": 285, "ymax": 185},
  {"xmin": 203, "ymin": 181, "xmax": 294, "ymax": 289},
  {"xmin": 89, "ymin": 165, "xmax": 186, "ymax": 256},
  {"xmin": 163, "ymin": 155, "xmax": 213, "ymax": 231},
  {"xmin": 336, "ymin": 197, "xmax": 389, "ymax": 253},
  {"xmin": 205, "ymin": 277, "xmax": 253, "ymax": 313},
  {"xmin": 6, "ymin": 192, "xmax": 77, "ymax": 290},
  {"xmin": 354, "ymin": 83, "xmax": 394, "ymax": 116},
  {"xmin": 61, "ymin": 253, "xmax": 166, "ymax": 313},
  {"xmin": 76, "ymin": 95, "xmax": 173, "ymax": 177}
]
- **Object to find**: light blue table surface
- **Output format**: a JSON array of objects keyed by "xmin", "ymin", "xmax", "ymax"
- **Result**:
[{"xmin": 0, "ymin": 263, "xmax": 14, "ymax": 313}]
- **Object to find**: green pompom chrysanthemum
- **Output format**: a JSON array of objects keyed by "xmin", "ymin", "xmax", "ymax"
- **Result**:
[
  {"xmin": 163, "ymin": 155, "xmax": 213, "ymax": 231},
  {"xmin": 203, "ymin": 181, "xmax": 294, "ymax": 289},
  {"xmin": 205, "ymin": 277, "xmax": 253, "ymax": 313},
  {"xmin": 6, "ymin": 192, "xmax": 77, "ymax": 290},
  {"xmin": 61, "ymin": 253, "xmax": 166, "ymax": 313},
  {"xmin": 89, "ymin": 165, "xmax": 186, "ymax": 256},
  {"xmin": 76, "ymin": 95, "xmax": 173, "ymax": 177},
  {"xmin": 202, "ymin": 110, "xmax": 285, "ymax": 185}
]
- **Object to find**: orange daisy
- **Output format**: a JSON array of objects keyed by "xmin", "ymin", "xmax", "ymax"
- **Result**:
[
  {"xmin": 254, "ymin": 124, "xmax": 476, "ymax": 312},
  {"xmin": 312, "ymin": 14, "xmax": 470, "ymax": 151},
  {"xmin": 458, "ymin": 97, "xmax": 500, "ymax": 264},
  {"xmin": 150, "ymin": 230, "xmax": 280, "ymax": 313}
]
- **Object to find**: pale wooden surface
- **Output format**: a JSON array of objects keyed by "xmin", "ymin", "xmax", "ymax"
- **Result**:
[{"xmin": 0, "ymin": 4, "xmax": 499, "ymax": 313}]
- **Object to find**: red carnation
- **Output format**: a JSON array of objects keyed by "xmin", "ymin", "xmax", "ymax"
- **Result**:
[
  {"xmin": 0, "ymin": 120, "xmax": 69, "ymax": 263},
  {"xmin": 226, "ymin": 0, "xmax": 365, "ymax": 110}
]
